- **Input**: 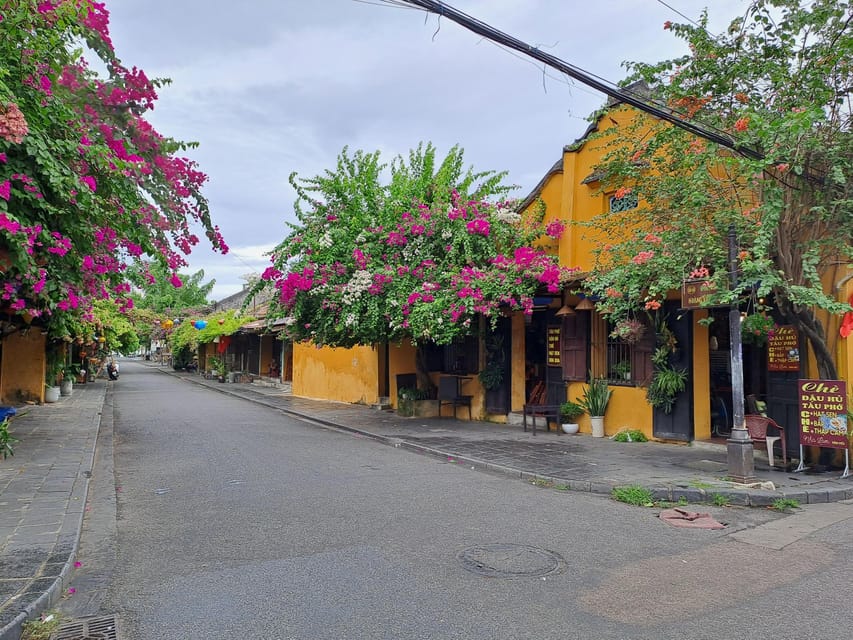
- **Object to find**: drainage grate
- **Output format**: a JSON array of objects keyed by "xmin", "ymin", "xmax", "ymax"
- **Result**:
[
  {"xmin": 457, "ymin": 543, "xmax": 565, "ymax": 578},
  {"xmin": 52, "ymin": 615, "xmax": 120, "ymax": 640}
]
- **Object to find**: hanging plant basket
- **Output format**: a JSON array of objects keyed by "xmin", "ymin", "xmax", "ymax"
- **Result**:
[
  {"xmin": 741, "ymin": 313, "xmax": 776, "ymax": 346},
  {"xmin": 610, "ymin": 318, "xmax": 646, "ymax": 344}
]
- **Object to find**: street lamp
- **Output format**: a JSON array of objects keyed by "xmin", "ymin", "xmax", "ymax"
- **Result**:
[{"xmin": 726, "ymin": 225, "xmax": 755, "ymax": 483}]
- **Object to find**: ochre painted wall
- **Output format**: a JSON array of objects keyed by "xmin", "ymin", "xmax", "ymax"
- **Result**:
[
  {"xmin": 293, "ymin": 342, "xmax": 379, "ymax": 405},
  {"xmin": 1, "ymin": 330, "xmax": 46, "ymax": 404}
]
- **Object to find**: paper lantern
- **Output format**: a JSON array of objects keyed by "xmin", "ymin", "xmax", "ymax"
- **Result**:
[
  {"xmin": 193, "ymin": 320, "xmax": 207, "ymax": 330},
  {"xmin": 162, "ymin": 319, "xmax": 174, "ymax": 330}
]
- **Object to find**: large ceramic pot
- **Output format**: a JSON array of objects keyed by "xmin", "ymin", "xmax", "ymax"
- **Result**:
[
  {"xmin": 590, "ymin": 416, "xmax": 605, "ymax": 438},
  {"xmin": 60, "ymin": 379, "xmax": 73, "ymax": 397},
  {"xmin": 44, "ymin": 386, "xmax": 61, "ymax": 403},
  {"xmin": 561, "ymin": 422, "xmax": 579, "ymax": 435}
]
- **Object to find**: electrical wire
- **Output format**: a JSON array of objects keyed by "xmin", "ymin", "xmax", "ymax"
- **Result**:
[{"xmin": 374, "ymin": 0, "xmax": 763, "ymax": 161}]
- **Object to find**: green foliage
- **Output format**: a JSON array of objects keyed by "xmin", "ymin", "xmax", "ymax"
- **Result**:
[
  {"xmin": 711, "ymin": 493, "xmax": 731, "ymax": 507},
  {"xmin": 611, "ymin": 485, "xmax": 654, "ymax": 506},
  {"xmin": 771, "ymin": 498, "xmax": 800, "ymax": 512},
  {"xmin": 253, "ymin": 143, "xmax": 574, "ymax": 348},
  {"xmin": 208, "ymin": 356, "xmax": 227, "ymax": 377},
  {"xmin": 579, "ymin": 376, "xmax": 612, "ymax": 417},
  {"xmin": 583, "ymin": 0, "xmax": 853, "ymax": 380},
  {"xmin": 0, "ymin": 418, "xmax": 17, "ymax": 459},
  {"xmin": 128, "ymin": 262, "xmax": 215, "ymax": 313},
  {"xmin": 646, "ymin": 366, "xmax": 688, "ymax": 414},
  {"xmin": 559, "ymin": 400, "xmax": 584, "ymax": 422},
  {"xmin": 612, "ymin": 429, "xmax": 648, "ymax": 442},
  {"xmin": 398, "ymin": 386, "xmax": 430, "ymax": 401},
  {"xmin": 21, "ymin": 611, "xmax": 65, "ymax": 640}
]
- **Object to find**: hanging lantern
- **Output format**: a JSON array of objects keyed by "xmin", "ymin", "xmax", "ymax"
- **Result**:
[
  {"xmin": 98, "ymin": 335, "xmax": 106, "ymax": 343},
  {"xmin": 218, "ymin": 319, "xmax": 225, "ymax": 325},
  {"xmin": 162, "ymin": 319, "xmax": 174, "ymax": 330},
  {"xmin": 194, "ymin": 320, "xmax": 207, "ymax": 330}
]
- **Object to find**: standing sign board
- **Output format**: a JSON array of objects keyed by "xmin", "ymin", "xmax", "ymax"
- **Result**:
[
  {"xmin": 768, "ymin": 325, "xmax": 799, "ymax": 372},
  {"xmin": 797, "ymin": 379, "xmax": 849, "ymax": 477}
]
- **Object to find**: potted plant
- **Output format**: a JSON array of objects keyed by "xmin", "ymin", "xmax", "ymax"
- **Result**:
[
  {"xmin": 559, "ymin": 400, "xmax": 584, "ymax": 434},
  {"xmin": 59, "ymin": 363, "xmax": 81, "ymax": 397},
  {"xmin": 579, "ymin": 376, "xmax": 612, "ymax": 437},
  {"xmin": 397, "ymin": 386, "xmax": 434, "ymax": 417},
  {"xmin": 611, "ymin": 360, "xmax": 631, "ymax": 380},
  {"xmin": 210, "ymin": 356, "xmax": 227, "ymax": 382}
]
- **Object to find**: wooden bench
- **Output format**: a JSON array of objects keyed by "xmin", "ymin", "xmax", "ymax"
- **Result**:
[{"xmin": 523, "ymin": 404, "xmax": 561, "ymax": 436}]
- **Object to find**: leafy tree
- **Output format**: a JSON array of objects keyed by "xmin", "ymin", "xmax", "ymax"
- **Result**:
[
  {"xmin": 128, "ymin": 261, "xmax": 215, "ymax": 313},
  {"xmin": 584, "ymin": 0, "xmax": 852, "ymax": 379},
  {"xmin": 0, "ymin": 1, "xmax": 227, "ymax": 334},
  {"xmin": 254, "ymin": 143, "xmax": 574, "ymax": 350}
]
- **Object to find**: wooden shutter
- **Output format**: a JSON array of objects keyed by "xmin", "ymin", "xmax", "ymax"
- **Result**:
[
  {"xmin": 561, "ymin": 312, "xmax": 588, "ymax": 381},
  {"xmin": 631, "ymin": 316, "xmax": 656, "ymax": 386}
]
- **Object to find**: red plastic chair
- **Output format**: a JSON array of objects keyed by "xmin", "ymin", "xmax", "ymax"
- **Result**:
[{"xmin": 745, "ymin": 414, "xmax": 787, "ymax": 468}]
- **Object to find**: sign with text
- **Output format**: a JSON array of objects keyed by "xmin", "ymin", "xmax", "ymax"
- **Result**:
[
  {"xmin": 547, "ymin": 326, "xmax": 561, "ymax": 366},
  {"xmin": 768, "ymin": 325, "xmax": 800, "ymax": 372},
  {"xmin": 798, "ymin": 379, "xmax": 848, "ymax": 449},
  {"xmin": 681, "ymin": 279, "xmax": 719, "ymax": 309}
]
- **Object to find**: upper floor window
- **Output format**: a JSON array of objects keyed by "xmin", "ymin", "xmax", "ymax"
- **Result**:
[{"xmin": 610, "ymin": 192, "xmax": 638, "ymax": 212}]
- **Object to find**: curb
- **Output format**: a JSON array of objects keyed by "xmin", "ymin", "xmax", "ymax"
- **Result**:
[{"xmin": 168, "ymin": 368, "xmax": 853, "ymax": 508}]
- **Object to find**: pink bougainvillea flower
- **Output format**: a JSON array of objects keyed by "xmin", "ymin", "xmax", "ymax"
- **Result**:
[
  {"xmin": 169, "ymin": 274, "xmax": 183, "ymax": 288},
  {"xmin": 0, "ymin": 180, "xmax": 10, "ymax": 201}
]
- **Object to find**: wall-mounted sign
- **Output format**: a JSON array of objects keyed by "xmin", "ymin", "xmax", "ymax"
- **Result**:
[
  {"xmin": 798, "ymin": 379, "xmax": 848, "ymax": 449},
  {"xmin": 767, "ymin": 325, "xmax": 799, "ymax": 372},
  {"xmin": 681, "ymin": 279, "xmax": 719, "ymax": 309},
  {"xmin": 547, "ymin": 326, "xmax": 561, "ymax": 366}
]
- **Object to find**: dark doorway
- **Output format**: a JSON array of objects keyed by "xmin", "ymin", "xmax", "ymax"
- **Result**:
[
  {"xmin": 483, "ymin": 317, "xmax": 511, "ymax": 414},
  {"xmin": 653, "ymin": 303, "xmax": 694, "ymax": 441}
]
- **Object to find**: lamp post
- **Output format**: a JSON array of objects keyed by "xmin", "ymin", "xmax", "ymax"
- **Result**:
[{"xmin": 726, "ymin": 225, "xmax": 755, "ymax": 482}]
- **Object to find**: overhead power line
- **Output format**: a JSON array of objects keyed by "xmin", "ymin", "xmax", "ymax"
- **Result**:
[{"xmin": 385, "ymin": 0, "xmax": 764, "ymax": 161}]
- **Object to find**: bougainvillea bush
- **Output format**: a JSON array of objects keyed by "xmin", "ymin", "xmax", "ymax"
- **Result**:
[
  {"xmin": 256, "ymin": 144, "xmax": 575, "ymax": 347},
  {"xmin": 0, "ymin": 1, "xmax": 227, "ymax": 334}
]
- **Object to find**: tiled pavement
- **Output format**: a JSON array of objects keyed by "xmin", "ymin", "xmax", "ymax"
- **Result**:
[{"xmin": 2, "ymin": 361, "xmax": 852, "ymax": 639}]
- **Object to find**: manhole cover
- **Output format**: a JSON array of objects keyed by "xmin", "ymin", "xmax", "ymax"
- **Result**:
[
  {"xmin": 457, "ymin": 543, "xmax": 565, "ymax": 578},
  {"xmin": 53, "ymin": 615, "xmax": 120, "ymax": 640}
]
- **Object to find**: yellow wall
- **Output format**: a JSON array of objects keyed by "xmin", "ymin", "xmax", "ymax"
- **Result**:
[
  {"xmin": 1, "ymin": 330, "xmax": 46, "ymax": 404},
  {"xmin": 293, "ymin": 342, "xmax": 380, "ymax": 405}
]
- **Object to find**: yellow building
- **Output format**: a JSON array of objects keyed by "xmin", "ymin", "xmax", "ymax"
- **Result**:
[{"xmin": 291, "ymin": 98, "xmax": 851, "ymax": 458}]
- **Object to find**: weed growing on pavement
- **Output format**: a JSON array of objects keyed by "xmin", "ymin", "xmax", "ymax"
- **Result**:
[
  {"xmin": 771, "ymin": 498, "xmax": 800, "ymax": 512},
  {"xmin": 22, "ymin": 611, "xmax": 64, "ymax": 640},
  {"xmin": 0, "ymin": 417, "xmax": 17, "ymax": 459},
  {"xmin": 710, "ymin": 493, "xmax": 730, "ymax": 507},
  {"xmin": 612, "ymin": 429, "xmax": 648, "ymax": 443},
  {"xmin": 553, "ymin": 484, "xmax": 570, "ymax": 491},
  {"xmin": 677, "ymin": 496, "xmax": 689, "ymax": 506},
  {"xmin": 532, "ymin": 478, "xmax": 553, "ymax": 488},
  {"xmin": 611, "ymin": 485, "xmax": 654, "ymax": 506}
]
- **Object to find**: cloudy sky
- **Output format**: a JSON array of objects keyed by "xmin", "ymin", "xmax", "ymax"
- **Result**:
[{"xmin": 105, "ymin": 0, "xmax": 745, "ymax": 300}]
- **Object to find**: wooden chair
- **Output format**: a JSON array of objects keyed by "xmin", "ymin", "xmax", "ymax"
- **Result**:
[
  {"xmin": 438, "ymin": 376, "xmax": 472, "ymax": 419},
  {"xmin": 745, "ymin": 414, "xmax": 787, "ymax": 469}
]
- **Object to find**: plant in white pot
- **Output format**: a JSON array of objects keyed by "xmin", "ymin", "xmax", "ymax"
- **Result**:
[
  {"xmin": 579, "ymin": 376, "xmax": 612, "ymax": 438},
  {"xmin": 559, "ymin": 401, "xmax": 584, "ymax": 434}
]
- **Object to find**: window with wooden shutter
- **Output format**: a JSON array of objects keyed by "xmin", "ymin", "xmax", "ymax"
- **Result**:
[
  {"xmin": 561, "ymin": 312, "xmax": 588, "ymax": 381},
  {"xmin": 631, "ymin": 316, "xmax": 656, "ymax": 386}
]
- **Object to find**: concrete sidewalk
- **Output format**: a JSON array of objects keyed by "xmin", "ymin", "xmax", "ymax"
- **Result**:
[
  {"xmin": 2, "ymin": 360, "xmax": 852, "ymax": 639},
  {"xmin": 0, "ymin": 382, "xmax": 105, "ymax": 640}
]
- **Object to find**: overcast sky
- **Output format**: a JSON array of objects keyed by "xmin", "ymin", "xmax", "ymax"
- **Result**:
[{"xmin": 105, "ymin": 0, "xmax": 745, "ymax": 301}]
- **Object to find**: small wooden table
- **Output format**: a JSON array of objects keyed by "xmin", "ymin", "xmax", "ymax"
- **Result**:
[{"xmin": 522, "ymin": 404, "xmax": 562, "ymax": 436}]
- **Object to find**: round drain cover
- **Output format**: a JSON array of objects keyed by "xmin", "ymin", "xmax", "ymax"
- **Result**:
[{"xmin": 457, "ymin": 543, "xmax": 565, "ymax": 578}]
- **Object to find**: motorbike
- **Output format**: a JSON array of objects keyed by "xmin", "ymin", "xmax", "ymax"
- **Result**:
[{"xmin": 107, "ymin": 360, "xmax": 119, "ymax": 380}]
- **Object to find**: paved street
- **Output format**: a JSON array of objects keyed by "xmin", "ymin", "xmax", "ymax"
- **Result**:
[{"xmin": 3, "ymin": 360, "xmax": 853, "ymax": 639}]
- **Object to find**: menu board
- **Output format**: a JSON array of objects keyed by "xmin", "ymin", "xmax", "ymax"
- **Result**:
[
  {"xmin": 798, "ymin": 379, "xmax": 848, "ymax": 449},
  {"xmin": 767, "ymin": 325, "xmax": 799, "ymax": 372},
  {"xmin": 547, "ymin": 326, "xmax": 561, "ymax": 366}
]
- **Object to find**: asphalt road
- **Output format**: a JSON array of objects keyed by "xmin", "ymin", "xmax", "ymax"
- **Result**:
[{"xmin": 60, "ymin": 361, "xmax": 853, "ymax": 639}]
